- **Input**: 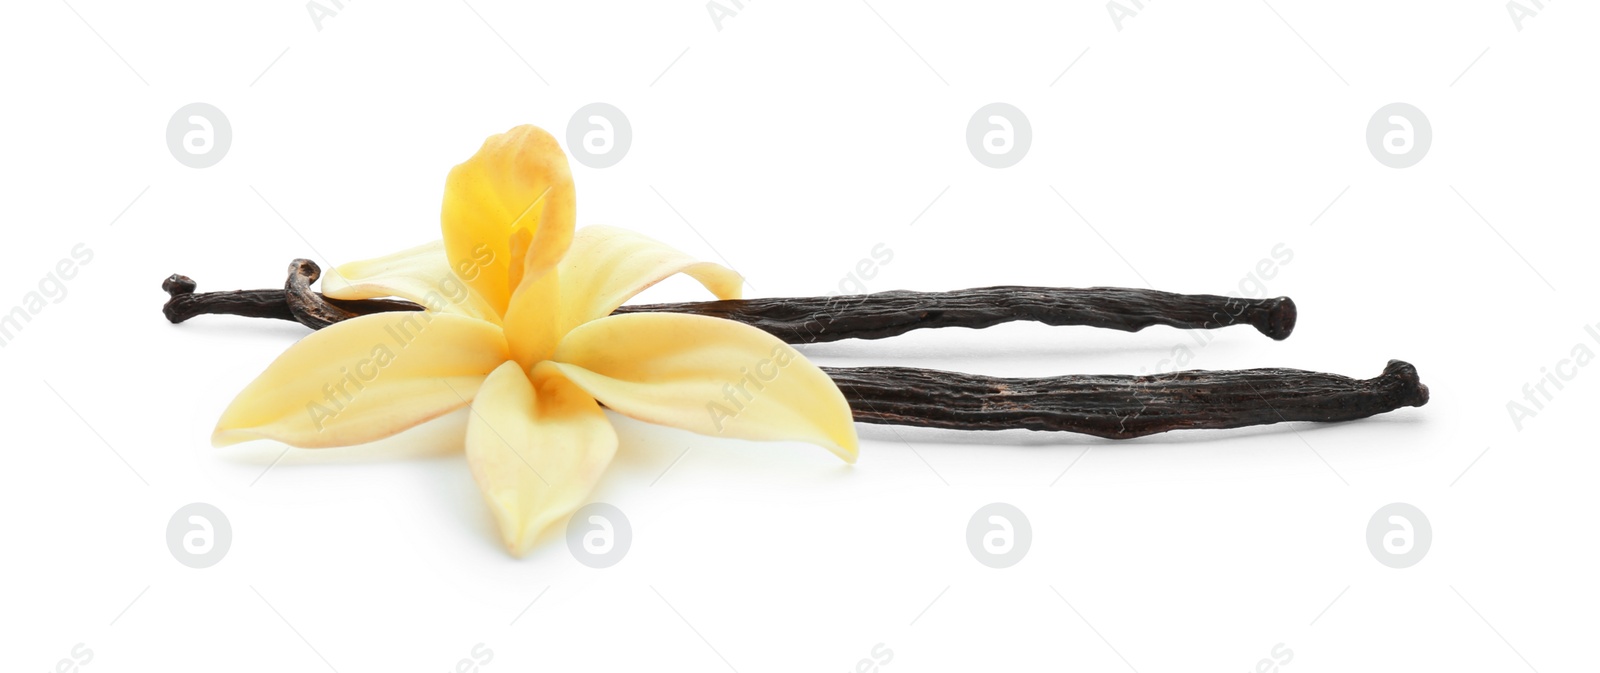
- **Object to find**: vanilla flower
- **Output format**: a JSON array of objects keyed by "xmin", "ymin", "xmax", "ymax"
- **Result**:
[{"xmin": 214, "ymin": 126, "xmax": 857, "ymax": 555}]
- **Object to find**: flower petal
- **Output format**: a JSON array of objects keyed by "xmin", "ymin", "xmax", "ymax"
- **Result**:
[
  {"xmin": 441, "ymin": 125, "xmax": 576, "ymax": 318},
  {"xmin": 465, "ymin": 361, "xmax": 617, "ymax": 556},
  {"xmin": 502, "ymin": 266, "xmax": 563, "ymax": 369},
  {"xmin": 213, "ymin": 313, "xmax": 509, "ymax": 448},
  {"xmin": 559, "ymin": 225, "xmax": 743, "ymax": 330},
  {"xmin": 548, "ymin": 313, "xmax": 858, "ymax": 462},
  {"xmin": 321, "ymin": 240, "xmax": 497, "ymax": 320}
]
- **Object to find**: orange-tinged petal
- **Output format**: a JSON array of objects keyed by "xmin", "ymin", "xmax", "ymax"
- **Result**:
[
  {"xmin": 521, "ymin": 182, "xmax": 576, "ymax": 280},
  {"xmin": 321, "ymin": 240, "xmax": 497, "ymax": 321},
  {"xmin": 465, "ymin": 361, "xmax": 617, "ymax": 556},
  {"xmin": 548, "ymin": 313, "xmax": 858, "ymax": 462},
  {"xmin": 558, "ymin": 225, "xmax": 743, "ymax": 331},
  {"xmin": 441, "ymin": 125, "xmax": 576, "ymax": 318},
  {"xmin": 212, "ymin": 313, "xmax": 509, "ymax": 448},
  {"xmin": 502, "ymin": 266, "xmax": 562, "ymax": 369}
]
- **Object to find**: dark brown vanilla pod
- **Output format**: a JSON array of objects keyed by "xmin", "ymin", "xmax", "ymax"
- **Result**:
[
  {"xmin": 162, "ymin": 274, "xmax": 298, "ymax": 323},
  {"xmin": 163, "ymin": 268, "xmax": 421, "ymax": 327},
  {"xmin": 824, "ymin": 360, "xmax": 1428, "ymax": 439},
  {"xmin": 164, "ymin": 261, "xmax": 1295, "ymax": 342},
  {"xmin": 617, "ymin": 286, "xmax": 1296, "ymax": 343}
]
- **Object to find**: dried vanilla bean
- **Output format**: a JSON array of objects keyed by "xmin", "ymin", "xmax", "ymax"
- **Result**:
[
  {"xmin": 162, "ymin": 269, "xmax": 419, "ymax": 326},
  {"xmin": 824, "ymin": 361, "xmax": 1428, "ymax": 439},
  {"xmin": 617, "ymin": 286, "xmax": 1296, "ymax": 343},
  {"xmin": 164, "ymin": 262, "xmax": 1296, "ymax": 342}
]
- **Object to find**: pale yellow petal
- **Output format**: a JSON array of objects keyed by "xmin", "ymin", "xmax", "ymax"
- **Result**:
[
  {"xmin": 465, "ymin": 361, "xmax": 618, "ymax": 557},
  {"xmin": 548, "ymin": 313, "xmax": 858, "ymax": 462},
  {"xmin": 321, "ymin": 240, "xmax": 497, "ymax": 320},
  {"xmin": 559, "ymin": 225, "xmax": 743, "ymax": 330},
  {"xmin": 441, "ymin": 125, "xmax": 576, "ymax": 318},
  {"xmin": 213, "ymin": 313, "xmax": 509, "ymax": 448}
]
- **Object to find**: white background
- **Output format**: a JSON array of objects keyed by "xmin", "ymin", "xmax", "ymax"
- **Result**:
[{"xmin": 3, "ymin": 1, "xmax": 1596, "ymax": 671}]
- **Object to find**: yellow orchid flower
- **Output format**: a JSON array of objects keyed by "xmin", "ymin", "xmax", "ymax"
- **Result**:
[{"xmin": 213, "ymin": 125, "xmax": 859, "ymax": 556}]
